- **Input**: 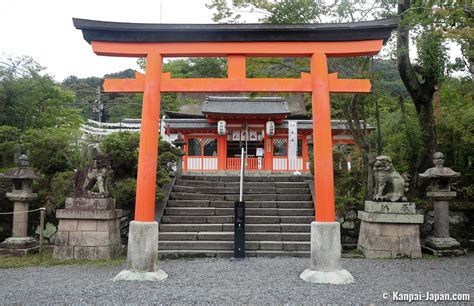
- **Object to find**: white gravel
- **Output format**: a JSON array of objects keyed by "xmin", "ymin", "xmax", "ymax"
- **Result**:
[{"xmin": 1, "ymin": 255, "xmax": 473, "ymax": 304}]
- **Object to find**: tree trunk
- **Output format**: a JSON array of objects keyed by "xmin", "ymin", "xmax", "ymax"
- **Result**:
[
  {"xmin": 397, "ymin": 0, "xmax": 438, "ymax": 172},
  {"xmin": 366, "ymin": 151, "xmax": 375, "ymax": 200}
]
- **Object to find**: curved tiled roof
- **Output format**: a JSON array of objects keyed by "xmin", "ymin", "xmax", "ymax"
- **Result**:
[{"xmin": 73, "ymin": 18, "xmax": 399, "ymax": 44}]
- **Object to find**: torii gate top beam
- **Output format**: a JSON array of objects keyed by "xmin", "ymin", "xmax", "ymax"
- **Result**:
[{"xmin": 73, "ymin": 17, "xmax": 398, "ymax": 45}]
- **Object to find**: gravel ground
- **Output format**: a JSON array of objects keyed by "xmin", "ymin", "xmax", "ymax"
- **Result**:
[{"xmin": 1, "ymin": 255, "xmax": 473, "ymax": 304}]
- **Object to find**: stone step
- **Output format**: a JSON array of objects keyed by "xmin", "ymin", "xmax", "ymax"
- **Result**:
[
  {"xmin": 167, "ymin": 200, "xmax": 210, "ymax": 207},
  {"xmin": 224, "ymin": 182, "xmax": 309, "ymax": 188},
  {"xmin": 160, "ymin": 224, "xmax": 224, "ymax": 232},
  {"xmin": 159, "ymin": 231, "xmax": 311, "ymax": 242},
  {"xmin": 276, "ymin": 188, "xmax": 310, "ymax": 194},
  {"xmin": 224, "ymin": 194, "xmax": 312, "ymax": 201},
  {"xmin": 225, "ymin": 194, "xmax": 277, "ymax": 201},
  {"xmin": 160, "ymin": 223, "xmax": 310, "ymax": 233},
  {"xmin": 158, "ymin": 250, "xmax": 310, "ymax": 259},
  {"xmin": 159, "ymin": 240, "xmax": 310, "ymax": 251},
  {"xmin": 206, "ymin": 201, "xmax": 314, "ymax": 209},
  {"xmin": 173, "ymin": 185, "xmax": 195, "ymax": 193},
  {"xmin": 164, "ymin": 207, "xmax": 313, "ymax": 217},
  {"xmin": 159, "ymin": 240, "xmax": 258, "ymax": 250},
  {"xmin": 172, "ymin": 186, "xmax": 309, "ymax": 195},
  {"xmin": 161, "ymin": 215, "xmax": 314, "ymax": 224},
  {"xmin": 176, "ymin": 180, "xmax": 226, "ymax": 187},
  {"xmin": 194, "ymin": 187, "xmax": 278, "ymax": 194},
  {"xmin": 170, "ymin": 192, "xmax": 225, "ymax": 200},
  {"xmin": 165, "ymin": 207, "xmax": 216, "ymax": 216}
]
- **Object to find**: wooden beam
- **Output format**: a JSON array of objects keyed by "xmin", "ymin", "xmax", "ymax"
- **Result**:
[
  {"xmin": 92, "ymin": 40, "xmax": 384, "ymax": 58},
  {"xmin": 103, "ymin": 73, "xmax": 371, "ymax": 93}
]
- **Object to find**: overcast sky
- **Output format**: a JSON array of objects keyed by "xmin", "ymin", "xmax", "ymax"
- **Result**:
[
  {"xmin": 1, "ymin": 0, "xmax": 464, "ymax": 82},
  {"xmin": 0, "ymin": 0, "xmax": 227, "ymax": 81}
]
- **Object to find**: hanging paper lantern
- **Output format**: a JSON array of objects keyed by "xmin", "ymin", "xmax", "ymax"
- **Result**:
[
  {"xmin": 266, "ymin": 121, "xmax": 275, "ymax": 136},
  {"xmin": 217, "ymin": 120, "xmax": 226, "ymax": 135}
]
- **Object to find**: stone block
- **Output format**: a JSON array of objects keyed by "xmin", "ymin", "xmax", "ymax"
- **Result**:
[
  {"xmin": 65, "ymin": 197, "xmax": 115, "ymax": 210},
  {"xmin": 379, "ymin": 223, "xmax": 400, "ymax": 236},
  {"xmin": 97, "ymin": 219, "xmax": 115, "ymax": 231},
  {"xmin": 366, "ymin": 235, "xmax": 400, "ymax": 251},
  {"xmin": 94, "ymin": 246, "xmax": 121, "ymax": 260},
  {"xmin": 81, "ymin": 231, "xmax": 111, "ymax": 246},
  {"xmin": 364, "ymin": 201, "xmax": 416, "ymax": 214},
  {"xmin": 399, "ymin": 235, "xmax": 420, "ymax": 250},
  {"xmin": 68, "ymin": 231, "xmax": 83, "ymax": 246},
  {"xmin": 55, "ymin": 231, "xmax": 69, "ymax": 246},
  {"xmin": 398, "ymin": 224, "xmax": 419, "ymax": 236},
  {"xmin": 362, "ymin": 249, "xmax": 392, "ymax": 258},
  {"xmin": 56, "ymin": 209, "xmax": 122, "ymax": 220},
  {"xmin": 53, "ymin": 246, "xmax": 74, "ymax": 260},
  {"xmin": 58, "ymin": 219, "xmax": 78, "ymax": 231},
  {"xmin": 77, "ymin": 220, "xmax": 98, "ymax": 231},
  {"xmin": 358, "ymin": 211, "xmax": 424, "ymax": 224},
  {"xmin": 74, "ymin": 246, "xmax": 96, "ymax": 260}
]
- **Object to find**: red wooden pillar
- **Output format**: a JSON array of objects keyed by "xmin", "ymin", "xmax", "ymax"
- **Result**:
[
  {"xmin": 217, "ymin": 135, "xmax": 226, "ymax": 170},
  {"xmin": 264, "ymin": 128, "xmax": 273, "ymax": 171},
  {"xmin": 134, "ymin": 53, "xmax": 163, "ymax": 222},
  {"xmin": 302, "ymin": 137, "xmax": 309, "ymax": 172},
  {"xmin": 183, "ymin": 134, "xmax": 188, "ymax": 172},
  {"xmin": 311, "ymin": 53, "xmax": 335, "ymax": 222}
]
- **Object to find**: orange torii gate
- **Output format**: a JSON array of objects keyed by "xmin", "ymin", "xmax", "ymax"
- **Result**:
[{"xmin": 74, "ymin": 18, "xmax": 398, "ymax": 282}]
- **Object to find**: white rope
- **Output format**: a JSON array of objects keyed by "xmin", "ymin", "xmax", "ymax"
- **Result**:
[{"xmin": 0, "ymin": 207, "xmax": 45, "ymax": 215}]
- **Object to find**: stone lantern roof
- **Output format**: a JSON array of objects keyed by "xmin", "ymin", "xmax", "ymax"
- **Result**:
[
  {"xmin": 419, "ymin": 152, "xmax": 460, "ymax": 179},
  {"xmin": 1, "ymin": 155, "xmax": 41, "ymax": 180}
]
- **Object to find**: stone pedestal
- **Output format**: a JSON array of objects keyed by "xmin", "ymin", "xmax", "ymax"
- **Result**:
[
  {"xmin": 357, "ymin": 201, "xmax": 424, "ymax": 258},
  {"xmin": 54, "ymin": 197, "xmax": 122, "ymax": 260},
  {"xmin": 114, "ymin": 221, "xmax": 168, "ymax": 281},
  {"xmin": 300, "ymin": 222, "xmax": 354, "ymax": 284}
]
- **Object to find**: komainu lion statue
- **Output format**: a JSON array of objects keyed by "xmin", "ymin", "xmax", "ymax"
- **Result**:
[
  {"xmin": 74, "ymin": 148, "xmax": 112, "ymax": 198},
  {"xmin": 373, "ymin": 155, "xmax": 408, "ymax": 202}
]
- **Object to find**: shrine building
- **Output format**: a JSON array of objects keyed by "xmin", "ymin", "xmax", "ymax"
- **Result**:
[{"xmin": 163, "ymin": 95, "xmax": 369, "ymax": 173}]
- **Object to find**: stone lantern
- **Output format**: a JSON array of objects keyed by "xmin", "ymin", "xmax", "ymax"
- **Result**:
[
  {"xmin": 172, "ymin": 133, "xmax": 186, "ymax": 178},
  {"xmin": 0, "ymin": 154, "xmax": 41, "ymax": 256},
  {"xmin": 419, "ymin": 152, "xmax": 465, "ymax": 256}
]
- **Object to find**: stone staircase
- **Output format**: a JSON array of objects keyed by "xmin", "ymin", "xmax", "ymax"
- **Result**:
[{"xmin": 159, "ymin": 174, "xmax": 314, "ymax": 258}]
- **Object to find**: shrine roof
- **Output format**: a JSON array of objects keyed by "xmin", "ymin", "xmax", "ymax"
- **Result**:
[
  {"xmin": 73, "ymin": 18, "xmax": 399, "ymax": 44},
  {"xmin": 202, "ymin": 96, "xmax": 290, "ymax": 116}
]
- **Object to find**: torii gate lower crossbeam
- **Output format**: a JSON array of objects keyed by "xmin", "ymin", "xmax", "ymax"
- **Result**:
[{"xmin": 95, "ymin": 41, "xmax": 379, "ymax": 224}]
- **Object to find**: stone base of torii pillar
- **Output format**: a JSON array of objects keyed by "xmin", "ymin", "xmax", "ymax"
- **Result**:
[
  {"xmin": 114, "ymin": 221, "xmax": 168, "ymax": 281},
  {"xmin": 300, "ymin": 222, "xmax": 354, "ymax": 285}
]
